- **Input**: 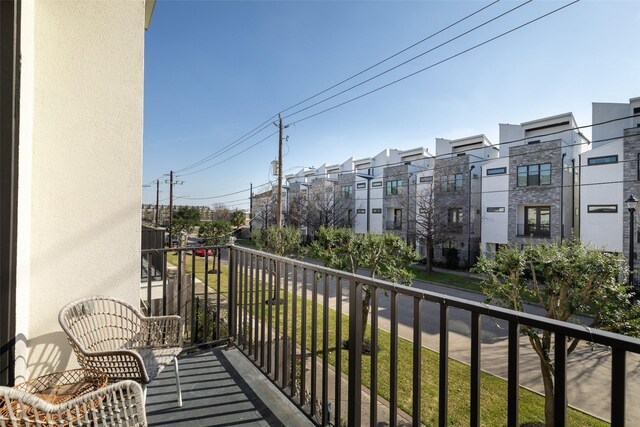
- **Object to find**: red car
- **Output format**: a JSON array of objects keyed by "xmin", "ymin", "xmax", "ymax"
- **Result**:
[{"xmin": 195, "ymin": 248, "xmax": 214, "ymax": 257}]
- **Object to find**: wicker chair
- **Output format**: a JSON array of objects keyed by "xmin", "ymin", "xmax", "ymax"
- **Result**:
[
  {"xmin": 0, "ymin": 380, "xmax": 146, "ymax": 426},
  {"xmin": 58, "ymin": 296, "xmax": 183, "ymax": 406}
]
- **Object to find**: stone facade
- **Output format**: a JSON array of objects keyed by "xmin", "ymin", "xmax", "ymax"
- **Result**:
[
  {"xmin": 382, "ymin": 164, "xmax": 416, "ymax": 244},
  {"xmin": 337, "ymin": 173, "xmax": 356, "ymax": 227},
  {"xmin": 432, "ymin": 155, "xmax": 480, "ymax": 267},
  {"xmin": 508, "ymin": 140, "xmax": 566, "ymax": 246},
  {"xmin": 623, "ymin": 127, "xmax": 640, "ymax": 260}
]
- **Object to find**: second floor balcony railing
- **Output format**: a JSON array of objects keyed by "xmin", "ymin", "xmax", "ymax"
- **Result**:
[
  {"xmin": 141, "ymin": 245, "xmax": 640, "ymax": 426},
  {"xmin": 516, "ymin": 223, "xmax": 551, "ymax": 238},
  {"xmin": 385, "ymin": 220, "xmax": 403, "ymax": 230}
]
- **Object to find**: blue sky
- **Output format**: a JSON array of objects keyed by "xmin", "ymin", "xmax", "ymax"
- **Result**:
[{"xmin": 142, "ymin": 0, "xmax": 640, "ymax": 209}]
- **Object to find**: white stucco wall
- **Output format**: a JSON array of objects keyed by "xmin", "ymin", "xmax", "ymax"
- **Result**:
[
  {"xmin": 592, "ymin": 102, "xmax": 632, "ymax": 148},
  {"xmin": 580, "ymin": 140, "xmax": 624, "ymax": 252},
  {"xmin": 480, "ymin": 158, "xmax": 509, "ymax": 253},
  {"xmin": 16, "ymin": 0, "xmax": 145, "ymax": 380}
]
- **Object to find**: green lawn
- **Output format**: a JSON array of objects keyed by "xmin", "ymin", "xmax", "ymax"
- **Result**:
[
  {"xmin": 171, "ymin": 254, "xmax": 605, "ymax": 426},
  {"xmin": 166, "ymin": 252, "xmax": 230, "ymax": 297},
  {"xmin": 235, "ymin": 239, "xmax": 257, "ymax": 248},
  {"xmin": 411, "ymin": 267, "xmax": 485, "ymax": 293}
]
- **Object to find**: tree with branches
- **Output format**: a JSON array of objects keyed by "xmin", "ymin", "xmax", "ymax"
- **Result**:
[
  {"xmin": 309, "ymin": 226, "xmax": 418, "ymax": 352},
  {"xmin": 472, "ymin": 239, "xmax": 640, "ymax": 427}
]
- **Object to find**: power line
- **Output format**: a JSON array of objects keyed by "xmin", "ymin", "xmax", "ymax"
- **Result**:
[
  {"xmin": 283, "ymin": 0, "xmax": 532, "ymax": 120},
  {"xmin": 289, "ymin": 0, "xmax": 580, "ymax": 126},
  {"xmin": 279, "ymin": 0, "xmax": 502, "ymax": 116},
  {"xmin": 158, "ymin": 1, "xmax": 503, "ymax": 177},
  {"xmin": 174, "ymin": 118, "xmax": 276, "ymax": 174},
  {"xmin": 178, "ymin": 130, "xmax": 279, "ymax": 177}
]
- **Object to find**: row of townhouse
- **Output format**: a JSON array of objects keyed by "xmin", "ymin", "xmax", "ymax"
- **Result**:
[{"xmin": 250, "ymin": 96, "xmax": 640, "ymax": 267}]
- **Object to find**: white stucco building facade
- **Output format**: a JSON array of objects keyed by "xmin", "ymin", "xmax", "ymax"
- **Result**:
[{"xmin": 1, "ymin": 0, "xmax": 153, "ymax": 384}]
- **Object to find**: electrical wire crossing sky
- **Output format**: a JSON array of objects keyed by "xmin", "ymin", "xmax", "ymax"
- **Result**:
[{"xmin": 142, "ymin": 0, "xmax": 640, "ymax": 209}]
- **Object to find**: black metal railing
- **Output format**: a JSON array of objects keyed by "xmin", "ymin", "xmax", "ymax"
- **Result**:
[
  {"xmin": 142, "ymin": 245, "xmax": 640, "ymax": 426},
  {"xmin": 140, "ymin": 246, "xmax": 228, "ymax": 348},
  {"xmin": 516, "ymin": 223, "xmax": 551, "ymax": 238}
]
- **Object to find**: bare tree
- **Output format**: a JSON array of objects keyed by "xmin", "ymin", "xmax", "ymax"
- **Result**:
[
  {"xmin": 210, "ymin": 203, "xmax": 231, "ymax": 221},
  {"xmin": 414, "ymin": 182, "xmax": 457, "ymax": 273},
  {"xmin": 299, "ymin": 182, "xmax": 351, "ymax": 237},
  {"xmin": 251, "ymin": 190, "xmax": 277, "ymax": 230}
]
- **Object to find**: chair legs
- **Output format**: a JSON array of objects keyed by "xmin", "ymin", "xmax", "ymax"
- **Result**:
[{"xmin": 174, "ymin": 357, "xmax": 183, "ymax": 407}]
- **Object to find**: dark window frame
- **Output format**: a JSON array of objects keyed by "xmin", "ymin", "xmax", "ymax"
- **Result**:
[
  {"xmin": 486, "ymin": 167, "xmax": 507, "ymax": 176},
  {"xmin": 341, "ymin": 185, "xmax": 353, "ymax": 198},
  {"xmin": 356, "ymin": 182, "xmax": 366, "ymax": 189},
  {"xmin": 517, "ymin": 163, "xmax": 551, "ymax": 187},
  {"xmin": 587, "ymin": 205, "xmax": 618, "ymax": 213},
  {"xmin": 419, "ymin": 176, "xmax": 433, "ymax": 183},
  {"xmin": 448, "ymin": 207, "xmax": 463, "ymax": 224},
  {"xmin": 356, "ymin": 208, "xmax": 366, "ymax": 214},
  {"xmin": 372, "ymin": 208, "xmax": 382, "ymax": 214},
  {"xmin": 386, "ymin": 180, "xmax": 403, "ymax": 196},
  {"xmin": 486, "ymin": 207, "xmax": 505, "ymax": 213},
  {"xmin": 587, "ymin": 155, "xmax": 618, "ymax": 166},
  {"xmin": 371, "ymin": 181, "xmax": 382, "ymax": 188}
]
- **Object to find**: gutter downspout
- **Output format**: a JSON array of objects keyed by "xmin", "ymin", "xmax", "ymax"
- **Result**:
[
  {"xmin": 560, "ymin": 153, "xmax": 566, "ymax": 242},
  {"xmin": 468, "ymin": 165, "xmax": 475, "ymax": 267}
]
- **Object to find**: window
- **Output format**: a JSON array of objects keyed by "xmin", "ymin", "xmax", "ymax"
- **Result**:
[
  {"xmin": 457, "ymin": 153, "xmax": 466, "ymax": 157},
  {"xmin": 341, "ymin": 185, "xmax": 353, "ymax": 198},
  {"xmin": 587, "ymin": 205, "xmax": 618, "ymax": 213},
  {"xmin": 587, "ymin": 155, "xmax": 618, "ymax": 166},
  {"xmin": 371, "ymin": 181, "xmax": 382, "ymax": 188},
  {"xmin": 356, "ymin": 182, "xmax": 366, "ymax": 189},
  {"xmin": 520, "ymin": 206, "xmax": 550, "ymax": 237},
  {"xmin": 517, "ymin": 163, "xmax": 551, "ymax": 187},
  {"xmin": 372, "ymin": 208, "xmax": 382, "ymax": 214},
  {"xmin": 486, "ymin": 207, "xmax": 505, "ymax": 213},
  {"xmin": 386, "ymin": 180, "xmax": 403, "ymax": 196},
  {"xmin": 527, "ymin": 140, "xmax": 541, "ymax": 145},
  {"xmin": 486, "ymin": 167, "xmax": 506, "ymax": 176},
  {"xmin": 393, "ymin": 209, "xmax": 403, "ymax": 228},
  {"xmin": 356, "ymin": 208, "xmax": 366, "ymax": 214},
  {"xmin": 419, "ymin": 176, "xmax": 433, "ymax": 183},
  {"xmin": 448, "ymin": 208, "xmax": 463, "ymax": 224},
  {"xmin": 440, "ymin": 173, "xmax": 463, "ymax": 192}
]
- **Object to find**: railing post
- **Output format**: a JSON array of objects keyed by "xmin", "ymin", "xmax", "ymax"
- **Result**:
[
  {"xmin": 228, "ymin": 246, "xmax": 236, "ymax": 342},
  {"xmin": 347, "ymin": 278, "xmax": 362, "ymax": 426},
  {"xmin": 507, "ymin": 321, "xmax": 519, "ymax": 427},
  {"xmin": 611, "ymin": 348, "xmax": 626, "ymax": 427},
  {"xmin": 554, "ymin": 332, "xmax": 567, "ymax": 426}
]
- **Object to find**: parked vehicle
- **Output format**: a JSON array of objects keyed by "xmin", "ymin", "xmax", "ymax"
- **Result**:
[{"xmin": 195, "ymin": 248, "xmax": 214, "ymax": 257}]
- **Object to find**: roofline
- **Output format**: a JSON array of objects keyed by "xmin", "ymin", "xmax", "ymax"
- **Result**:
[{"xmin": 520, "ymin": 112, "xmax": 576, "ymax": 128}]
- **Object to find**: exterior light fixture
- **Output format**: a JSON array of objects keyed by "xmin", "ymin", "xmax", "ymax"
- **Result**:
[{"xmin": 626, "ymin": 194, "xmax": 638, "ymax": 290}]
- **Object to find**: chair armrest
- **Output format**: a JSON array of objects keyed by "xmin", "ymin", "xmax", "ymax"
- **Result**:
[
  {"xmin": 75, "ymin": 349, "xmax": 149, "ymax": 383},
  {"xmin": 0, "ymin": 380, "xmax": 147, "ymax": 426},
  {"xmin": 140, "ymin": 315, "xmax": 183, "ymax": 347}
]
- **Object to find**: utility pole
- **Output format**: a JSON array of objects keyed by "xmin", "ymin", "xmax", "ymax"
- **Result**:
[
  {"xmin": 154, "ymin": 179, "xmax": 160, "ymax": 227},
  {"xmin": 165, "ymin": 171, "xmax": 184, "ymax": 247},
  {"xmin": 249, "ymin": 182, "xmax": 253, "ymax": 235},
  {"xmin": 274, "ymin": 113, "xmax": 289, "ymax": 229},
  {"xmin": 168, "ymin": 171, "xmax": 174, "ymax": 246}
]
